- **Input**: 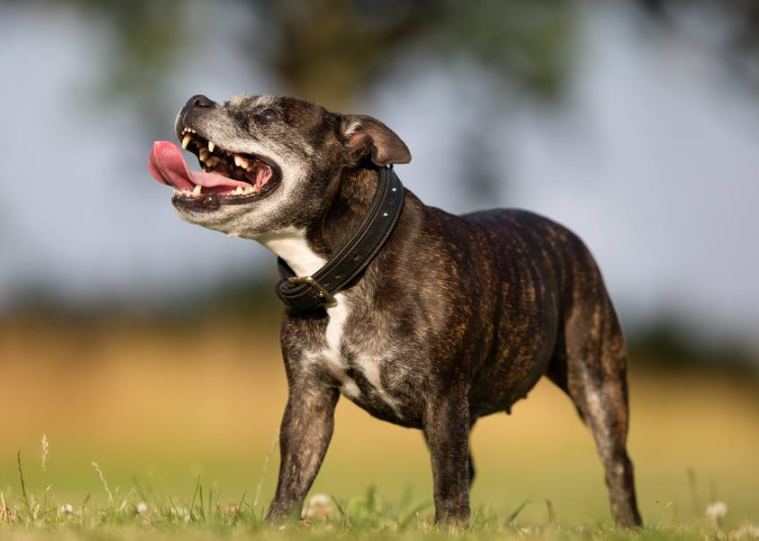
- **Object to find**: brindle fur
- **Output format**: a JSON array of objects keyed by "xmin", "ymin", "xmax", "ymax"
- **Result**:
[{"xmin": 169, "ymin": 95, "xmax": 642, "ymax": 527}]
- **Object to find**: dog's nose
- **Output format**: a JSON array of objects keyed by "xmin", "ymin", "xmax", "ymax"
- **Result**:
[{"xmin": 186, "ymin": 94, "xmax": 216, "ymax": 109}]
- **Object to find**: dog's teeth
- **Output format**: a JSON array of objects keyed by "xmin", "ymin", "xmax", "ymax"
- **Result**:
[
  {"xmin": 193, "ymin": 184, "xmax": 202, "ymax": 196},
  {"xmin": 182, "ymin": 135, "xmax": 192, "ymax": 150},
  {"xmin": 235, "ymin": 186, "xmax": 244, "ymax": 194},
  {"xmin": 208, "ymin": 141, "xmax": 215, "ymax": 152},
  {"xmin": 233, "ymin": 155, "xmax": 249, "ymax": 168},
  {"xmin": 199, "ymin": 149, "xmax": 210, "ymax": 162}
]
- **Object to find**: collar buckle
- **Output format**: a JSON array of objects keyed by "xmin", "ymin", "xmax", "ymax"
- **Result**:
[{"xmin": 285, "ymin": 276, "xmax": 337, "ymax": 308}]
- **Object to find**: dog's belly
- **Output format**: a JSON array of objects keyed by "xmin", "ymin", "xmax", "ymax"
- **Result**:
[{"xmin": 469, "ymin": 348, "xmax": 553, "ymax": 417}]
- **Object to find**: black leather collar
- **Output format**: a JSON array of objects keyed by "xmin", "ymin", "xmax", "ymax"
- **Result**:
[{"xmin": 275, "ymin": 166, "xmax": 405, "ymax": 312}]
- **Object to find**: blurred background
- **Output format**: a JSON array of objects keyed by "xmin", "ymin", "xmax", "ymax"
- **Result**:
[{"xmin": 1, "ymin": 0, "xmax": 757, "ymax": 526}]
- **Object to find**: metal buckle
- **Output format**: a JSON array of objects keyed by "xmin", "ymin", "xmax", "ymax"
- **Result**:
[{"xmin": 286, "ymin": 276, "xmax": 337, "ymax": 308}]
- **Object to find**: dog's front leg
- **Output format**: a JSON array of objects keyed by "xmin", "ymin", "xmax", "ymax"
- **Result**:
[
  {"xmin": 265, "ymin": 383, "xmax": 339, "ymax": 521},
  {"xmin": 424, "ymin": 391, "xmax": 471, "ymax": 526}
]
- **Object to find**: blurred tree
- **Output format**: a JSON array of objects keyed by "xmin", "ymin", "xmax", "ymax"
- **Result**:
[
  {"xmin": 250, "ymin": 0, "xmax": 575, "ymax": 106},
  {"xmin": 9, "ymin": 0, "xmax": 575, "ymax": 110},
  {"xmin": 636, "ymin": 0, "xmax": 759, "ymax": 89}
]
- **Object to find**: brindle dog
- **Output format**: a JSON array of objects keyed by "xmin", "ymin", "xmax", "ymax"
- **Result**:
[{"xmin": 148, "ymin": 94, "xmax": 642, "ymax": 527}]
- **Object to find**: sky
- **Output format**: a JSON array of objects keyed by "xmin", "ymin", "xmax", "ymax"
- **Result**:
[{"xmin": 0, "ymin": 2, "xmax": 757, "ymax": 349}]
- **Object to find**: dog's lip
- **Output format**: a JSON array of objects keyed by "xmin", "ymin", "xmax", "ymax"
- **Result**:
[{"xmin": 170, "ymin": 172, "xmax": 281, "ymax": 210}]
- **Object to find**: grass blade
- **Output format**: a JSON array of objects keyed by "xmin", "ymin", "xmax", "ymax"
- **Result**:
[
  {"xmin": 17, "ymin": 451, "xmax": 32, "ymax": 518},
  {"xmin": 505, "ymin": 499, "xmax": 530, "ymax": 525}
]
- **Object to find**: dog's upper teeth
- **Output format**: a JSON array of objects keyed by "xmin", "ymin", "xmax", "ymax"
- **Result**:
[
  {"xmin": 182, "ymin": 134, "xmax": 192, "ymax": 150},
  {"xmin": 193, "ymin": 184, "xmax": 202, "ymax": 196},
  {"xmin": 233, "ymin": 155, "xmax": 249, "ymax": 168},
  {"xmin": 208, "ymin": 141, "xmax": 216, "ymax": 152}
]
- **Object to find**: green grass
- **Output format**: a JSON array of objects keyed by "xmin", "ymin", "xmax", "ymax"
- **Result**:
[
  {"xmin": 1, "ymin": 478, "xmax": 753, "ymax": 541},
  {"xmin": 2, "ymin": 440, "xmax": 757, "ymax": 541}
]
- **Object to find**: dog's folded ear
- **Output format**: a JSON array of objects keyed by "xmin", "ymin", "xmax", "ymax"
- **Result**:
[{"xmin": 339, "ymin": 115, "xmax": 412, "ymax": 166}]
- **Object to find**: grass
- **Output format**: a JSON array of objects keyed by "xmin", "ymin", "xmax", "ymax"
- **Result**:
[
  {"xmin": 1, "ymin": 319, "xmax": 758, "ymax": 539},
  {"xmin": 2, "ymin": 457, "xmax": 757, "ymax": 541},
  {"xmin": 3, "ymin": 446, "xmax": 757, "ymax": 541}
]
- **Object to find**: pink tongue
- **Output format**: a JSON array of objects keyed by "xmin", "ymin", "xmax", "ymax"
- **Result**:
[{"xmin": 148, "ymin": 141, "xmax": 252, "ymax": 190}]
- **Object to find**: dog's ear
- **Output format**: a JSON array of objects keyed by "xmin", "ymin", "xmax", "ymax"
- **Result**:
[{"xmin": 338, "ymin": 114, "xmax": 411, "ymax": 166}]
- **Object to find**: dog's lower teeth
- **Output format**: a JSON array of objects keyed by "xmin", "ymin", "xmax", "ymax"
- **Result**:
[
  {"xmin": 199, "ymin": 149, "xmax": 210, "ymax": 162},
  {"xmin": 234, "ymin": 155, "xmax": 249, "ymax": 168},
  {"xmin": 193, "ymin": 185, "xmax": 202, "ymax": 196},
  {"xmin": 235, "ymin": 187, "xmax": 244, "ymax": 194}
]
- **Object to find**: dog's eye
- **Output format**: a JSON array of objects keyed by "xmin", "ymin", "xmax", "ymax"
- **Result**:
[{"xmin": 258, "ymin": 108, "xmax": 280, "ymax": 122}]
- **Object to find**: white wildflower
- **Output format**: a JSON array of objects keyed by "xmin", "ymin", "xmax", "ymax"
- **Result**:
[
  {"xmin": 60, "ymin": 504, "xmax": 74, "ymax": 514},
  {"xmin": 171, "ymin": 506, "xmax": 191, "ymax": 523},
  {"xmin": 303, "ymin": 493, "xmax": 333, "ymax": 519},
  {"xmin": 706, "ymin": 501, "xmax": 728, "ymax": 525},
  {"xmin": 136, "ymin": 502, "xmax": 149, "ymax": 514}
]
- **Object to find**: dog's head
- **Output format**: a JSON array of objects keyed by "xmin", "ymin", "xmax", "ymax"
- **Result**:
[{"xmin": 148, "ymin": 94, "xmax": 411, "ymax": 238}]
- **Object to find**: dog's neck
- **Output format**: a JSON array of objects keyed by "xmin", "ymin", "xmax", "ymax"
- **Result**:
[
  {"xmin": 258, "ymin": 166, "xmax": 384, "ymax": 278},
  {"xmin": 317, "ymin": 166, "xmax": 380, "ymax": 254}
]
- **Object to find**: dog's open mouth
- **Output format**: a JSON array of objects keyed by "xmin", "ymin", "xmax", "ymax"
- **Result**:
[{"xmin": 148, "ymin": 128, "xmax": 280, "ymax": 208}]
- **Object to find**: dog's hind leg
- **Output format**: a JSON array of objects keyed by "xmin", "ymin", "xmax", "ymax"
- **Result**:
[
  {"xmin": 559, "ymin": 295, "xmax": 642, "ymax": 528},
  {"xmin": 467, "ymin": 419, "xmax": 477, "ymax": 488},
  {"xmin": 467, "ymin": 448, "xmax": 476, "ymax": 488}
]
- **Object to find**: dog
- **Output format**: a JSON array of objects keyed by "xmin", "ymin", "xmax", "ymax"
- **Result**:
[{"xmin": 148, "ymin": 94, "xmax": 642, "ymax": 527}]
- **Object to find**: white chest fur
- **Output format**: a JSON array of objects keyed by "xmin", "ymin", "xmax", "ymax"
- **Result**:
[
  {"xmin": 257, "ymin": 227, "xmax": 326, "ymax": 277},
  {"xmin": 257, "ymin": 228, "xmax": 400, "ymax": 415}
]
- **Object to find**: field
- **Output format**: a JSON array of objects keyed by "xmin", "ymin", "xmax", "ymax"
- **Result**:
[{"xmin": 1, "ymin": 318, "xmax": 758, "ymax": 540}]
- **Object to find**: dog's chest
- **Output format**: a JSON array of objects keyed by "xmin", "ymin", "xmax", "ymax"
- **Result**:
[
  {"xmin": 260, "ymin": 229, "xmax": 405, "ymax": 417},
  {"xmin": 304, "ymin": 295, "xmax": 404, "ymax": 418}
]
